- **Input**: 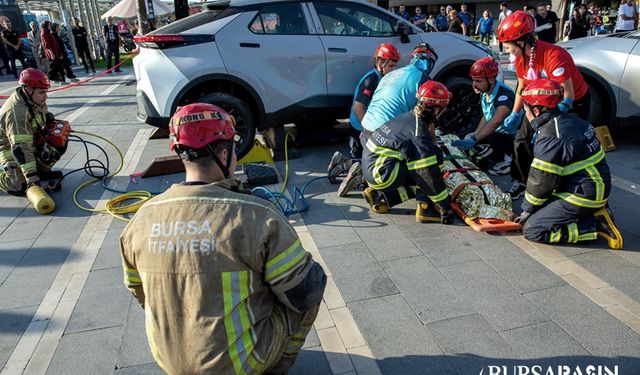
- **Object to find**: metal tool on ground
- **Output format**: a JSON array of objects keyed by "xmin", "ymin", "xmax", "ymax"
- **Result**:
[{"xmin": 595, "ymin": 126, "xmax": 616, "ymax": 152}]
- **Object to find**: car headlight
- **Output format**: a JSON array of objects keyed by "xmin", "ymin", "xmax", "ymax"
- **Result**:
[{"xmin": 468, "ymin": 41, "xmax": 497, "ymax": 59}]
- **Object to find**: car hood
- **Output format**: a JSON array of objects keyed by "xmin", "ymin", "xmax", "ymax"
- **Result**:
[{"xmin": 559, "ymin": 33, "xmax": 630, "ymax": 50}]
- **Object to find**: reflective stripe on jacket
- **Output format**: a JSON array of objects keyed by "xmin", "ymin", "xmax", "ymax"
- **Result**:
[{"xmin": 522, "ymin": 111, "xmax": 611, "ymax": 213}]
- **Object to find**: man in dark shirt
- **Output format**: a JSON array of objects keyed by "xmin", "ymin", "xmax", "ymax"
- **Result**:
[
  {"xmin": 2, "ymin": 19, "xmax": 28, "ymax": 78},
  {"xmin": 412, "ymin": 6, "xmax": 427, "ymax": 31},
  {"xmin": 436, "ymin": 7, "xmax": 449, "ymax": 31},
  {"xmin": 535, "ymin": 3, "xmax": 559, "ymax": 43},
  {"xmin": 102, "ymin": 16, "xmax": 121, "ymax": 73},
  {"xmin": 396, "ymin": 4, "xmax": 410, "ymax": 20},
  {"xmin": 72, "ymin": 18, "xmax": 95, "ymax": 74}
]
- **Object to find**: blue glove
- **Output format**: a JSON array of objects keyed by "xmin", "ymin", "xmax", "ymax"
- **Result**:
[
  {"xmin": 451, "ymin": 138, "xmax": 476, "ymax": 150},
  {"xmin": 558, "ymin": 98, "xmax": 574, "ymax": 113},
  {"xmin": 502, "ymin": 111, "xmax": 523, "ymax": 134}
]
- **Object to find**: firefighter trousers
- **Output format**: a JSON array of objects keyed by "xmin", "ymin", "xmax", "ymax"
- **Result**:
[{"xmin": 523, "ymin": 197, "xmax": 599, "ymax": 245}]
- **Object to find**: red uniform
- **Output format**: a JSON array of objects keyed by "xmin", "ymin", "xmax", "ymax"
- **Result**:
[{"xmin": 515, "ymin": 41, "xmax": 588, "ymax": 100}]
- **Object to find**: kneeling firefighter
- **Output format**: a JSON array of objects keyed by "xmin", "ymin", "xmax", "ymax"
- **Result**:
[
  {"xmin": 361, "ymin": 80, "xmax": 455, "ymax": 224},
  {"xmin": 514, "ymin": 79, "xmax": 623, "ymax": 250},
  {"xmin": 0, "ymin": 68, "xmax": 69, "ymax": 214}
]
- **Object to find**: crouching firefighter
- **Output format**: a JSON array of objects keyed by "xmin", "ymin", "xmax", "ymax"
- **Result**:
[
  {"xmin": 119, "ymin": 103, "xmax": 327, "ymax": 375},
  {"xmin": 514, "ymin": 79, "xmax": 623, "ymax": 250},
  {"xmin": 0, "ymin": 68, "xmax": 68, "ymax": 214},
  {"xmin": 361, "ymin": 81, "xmax": 455, "ymax": 224}
]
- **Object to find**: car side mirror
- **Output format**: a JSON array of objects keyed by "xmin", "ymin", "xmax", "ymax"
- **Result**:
[{"xmin": 396, "ymin": 21, "xmax": 410, "ymax": 43}]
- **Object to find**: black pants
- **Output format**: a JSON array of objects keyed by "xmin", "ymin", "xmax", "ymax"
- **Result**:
[
  {"xmin": 510, "ymin": 91, "xmax": 592, "ymax": 184},
  {"xmin": 7, "ymin": 48, "xmax": 27, "ymax": 77},
  {"xmin": 348, "ymin": 126, "xmax": 363, "ymax": 160},
  {"xmin": 523, "ymin": 198, "xmax": 598, "ymax": 245},
  {"xmin": 0, "ymin": 46, "xmax": 9, "ymax": 74},
  {"xmin": 47, "ymin": 58, "xmax": 66, "ymax": 82},
  {"xmin": 106, "ymin": 43, "xmax": 120, "ymax": 71},
  {"xmin": 76, "ymin": 44, "xmax": 95, "ymax": 73}
]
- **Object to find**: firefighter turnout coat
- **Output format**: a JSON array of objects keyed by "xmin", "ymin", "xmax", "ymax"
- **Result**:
[
  {"xmin": 120, "ymin": 179, "xmax": 326, "ymax": 375},
  {"xmin": 522, "ymin": 110, "xmax": 611, "ymax": 214},
  {"xmin": 362, "ymin": 111, "xmax": 450, "ymax": 207},
  {"xmin": 0, "ymin": 88, "xmax": 48, "ymax": 192}
]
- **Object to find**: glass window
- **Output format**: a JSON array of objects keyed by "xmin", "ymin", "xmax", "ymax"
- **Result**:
[
  {"xmin": 313, "ymin": 1, "xmax": 396, "ymax": 36},
  {"xmin": 248, "ymin": 3, "xmax": 309, "ymax": 35}
]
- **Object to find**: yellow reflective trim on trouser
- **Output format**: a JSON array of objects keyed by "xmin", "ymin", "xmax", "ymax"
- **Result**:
[
  {"xmin": 567, "ymin": 223, "xmax": 578, "ymax": 243},
  {"xmin": 553, "ymin": 192, "xmax": 607, "ymax": 209},
  {"xmin": 428, "ymin": 188, "xmax": 448, "ymax": 203},
  {"xmin": 525, "ymin": 192, "xmax": 548, "ymax": 206},
  {"xmin": 562, "ymin": 148, "xmax": 605, "ymax": 175},
  {"xmin": 8, "ymin": 134, "xmax": 33, "ymax": 144},
  {"xmin": 265, "ymin": 239, "xmax": 306, "ymax": 284},
  {"xmin": 398, "ymin": 186, "xmax": 409, "ymax": 202},
  {"xmin": 549, "ymin": 229, "xmax": 562, "ymax": 243},
  {"xmin": 531, "ymin": 158, "xmax": 563, "ymax": 175},
  {"xmin": 20, "ymin": 161, "xmax": 37, "ymax": 173},
  {"xmin": 370, "ymin": 156, "xmax": 400, "ymax": 190},
  {"xmin": 577, "ymin": 232, "xmax": 598, "ymax": 241},
  {"xmin": 439, "ymin": 164, "xmax": 444, "ymax": 172},
  {"xmin": 585, "ymin": 166, "xmax": 605, "ymax": 201},
  {"xmin": 223, "ymin": 271, "xmax": 262, "ymax": 375},
  {"xmin": 407, "ymin": 155, "xmax": 437, "ymax": 171},
  {"xmin": 125, "ymin": 267, "xmax": 141, "ymax": 285},
  {"xmin": 365, "ymin": 139, "xmax": 404, "ymax": 160}
]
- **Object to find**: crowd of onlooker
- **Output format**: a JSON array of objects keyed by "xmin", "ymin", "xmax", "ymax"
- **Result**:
[{"xmin": 392, "ymin": 0, "xmax": 638, "ymax": 47}]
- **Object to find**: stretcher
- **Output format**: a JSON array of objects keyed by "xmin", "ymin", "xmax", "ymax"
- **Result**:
[{"xmin": 439, "ymin": 134, "xmax": 523, "ymax": 233}]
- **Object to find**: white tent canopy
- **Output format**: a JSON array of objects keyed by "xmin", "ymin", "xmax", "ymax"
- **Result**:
[{"xmin": 101, "ymin": 0, "xmax": 174, "ymax": 19}]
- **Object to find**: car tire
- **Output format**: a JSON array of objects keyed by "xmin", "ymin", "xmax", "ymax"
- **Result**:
[
  {"xmin": 439, "ymin": 76, "xmax": 481, "ymax": 138},
  {"xmin": 587, "ymin": 83, "xmax": 603, "ymax": 126},
  {"xmin": 199, "ymin": 92, "xmax": 256, "ymax": 159}
]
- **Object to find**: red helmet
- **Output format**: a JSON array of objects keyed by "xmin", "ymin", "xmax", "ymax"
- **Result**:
[
  {"xmin": 374, "ymin": 43, "xmax": 400, "ymax": 62},
  {"xmin": 470, "ymin": 56, "xmax": 499, "ymax": 79},
  {"xmin": 416, "ymin": 81, "xmax": 451, "ymax": 108},
  {"xmin": 19, "ymin": 68, "xmax": 50, "ymax": 89},
  {"xmin": 521, "ymin": 79, "xmax": 563, "ymax": 108},
  {"xmin": 497, "ymin": 10, "xmax": 535, "ymax": 42},
  {"xmin": 169, "ymin": 103, "xmax": 236, "ymax": 152}
]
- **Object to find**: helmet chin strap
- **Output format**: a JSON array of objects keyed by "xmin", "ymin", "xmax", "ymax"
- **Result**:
[{"xmin": 204, "ymin": 141, "xmax": 234, "ymax": 179}]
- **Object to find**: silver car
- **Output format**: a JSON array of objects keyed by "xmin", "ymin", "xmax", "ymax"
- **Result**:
[
  {"xmin": 134, "ymin": 0, "xmax": 495, "ymax": 156},
  {"xmin": 561, "ymin": 30, "xmax": 640, "ymax": 127}
]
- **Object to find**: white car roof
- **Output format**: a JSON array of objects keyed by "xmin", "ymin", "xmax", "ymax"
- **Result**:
[{"xmin": 207, "ymin": 0, "xmax": 373, "ymax": 8}]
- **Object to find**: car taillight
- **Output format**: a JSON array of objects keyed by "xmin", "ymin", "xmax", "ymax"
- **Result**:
[{"xmin": 133, "ymin": 34, "xmax": 213, "ymax": 50}]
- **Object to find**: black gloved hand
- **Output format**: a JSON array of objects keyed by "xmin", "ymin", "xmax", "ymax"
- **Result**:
[{"xmin": 514, "ymin": 211, "xmax": 531, "ymax": 224}]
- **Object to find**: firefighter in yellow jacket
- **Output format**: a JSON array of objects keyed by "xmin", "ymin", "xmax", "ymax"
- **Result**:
[
  {"xmin": 120, "ymin": 103, "xmax": 326, "ymax": 375},
  {"xmin": 0, "ymin": 68, "xmax": 62, "ymax": 214}
]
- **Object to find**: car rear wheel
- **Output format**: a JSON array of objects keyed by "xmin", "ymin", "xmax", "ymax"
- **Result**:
[
  {"xmin": 439, "ymin": 76, "xmax": 481, "ymax": 138},
  {"xmin": 199, "ymin": 93, "xmax": 256, "ymax": 159}
]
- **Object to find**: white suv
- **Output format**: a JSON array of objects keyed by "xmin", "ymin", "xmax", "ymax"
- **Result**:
[{"xmin": 134, "ymin": 0, "xmax": 495, "ymax": 157}]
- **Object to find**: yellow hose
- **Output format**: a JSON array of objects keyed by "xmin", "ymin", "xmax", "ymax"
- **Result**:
[{"xmin": 71, "ymin": 130, "xmax": 152, "ymax": 221}]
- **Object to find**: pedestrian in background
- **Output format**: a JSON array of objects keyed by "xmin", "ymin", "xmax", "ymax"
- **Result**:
[
  {"xmin": 448, "ymin": 9, "xmax": 467, "ymax": 35},
  {"xmin": 2, "ymin": 19, "xmax": 28, "ymax": 78},
  {"xmin": 427, "ymin": 14, "xmax": 437, "ymax": 30},
  {"xmin": 72, "ymin": 18, "xmax": 95, "ymax": 75},
  {"xmin": 534, "ymin": 3, "xmax": 559, "ymax": 43},
  {"xmin": 103, "ymin": 17, "xmax": 121, "ymax": 73},
  {"xmin": 436, "ymin": 6, "xmax": 449, "ymax": 31},
  {"xmin": 41, "ymin": 21, "xmax": 66, "ymax": 84},
  {"xmin": 412, "ymin": 6, "xmax": 427, "ymax": 31},
  {"xmin": 616, "ymin": 0, "xmax": 637, "ymax": 32},
  {"xmin": 0, "ymin": 33, "xmax": 11, "ymax": 76},
  {"xmin": 498, "ymin": 2, "xmax": 513, "ymax": 52},
  {"xmin": 566, "ymin": 5, "xmax": 589, "ymax": 39},
  {"xmin": 459, "ymin": 3, "xmax": 473, "ymax": 34},
  {"xmin": 396, "ymin": 4, "xmax": 410, "ymax": 20},
  {"xmin": 27, "ymin": 21, "xmax": 47, "ymax": 72},
  {"xmin": 52, "ymin": 23, "xmax": 76, "ymax": 80},
  {"xmin": 476, "ymin": 10, "xmax": 494, "ymax": 45}
]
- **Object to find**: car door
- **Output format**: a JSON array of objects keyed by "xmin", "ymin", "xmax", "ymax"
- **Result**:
[
  {"xmin": 618, "ymin": 32, "xmax": 640, "ymax": 121},
  {"xmin": 307, "ymin": 0, "xmax": 422, "ymax": 107},
  {"xmin": 214, "ymin": 2, "xmax": 328, "ymax": 115}
]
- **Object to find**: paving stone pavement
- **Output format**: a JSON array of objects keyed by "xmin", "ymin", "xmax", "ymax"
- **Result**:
[{"xmin": 1, "ymin": 66, "xmax": 640, "ymax": 375}]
